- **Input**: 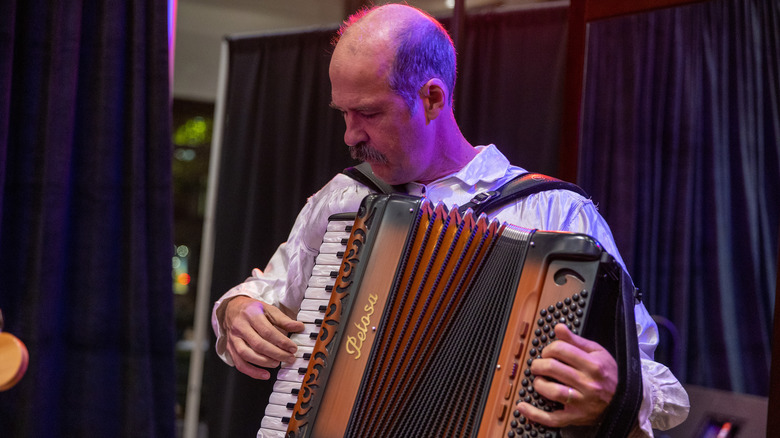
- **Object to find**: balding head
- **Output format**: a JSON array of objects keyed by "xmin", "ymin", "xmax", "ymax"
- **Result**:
[{"xmin": 332, "ymin": 4, "xmax": 457, "ymax": 111}]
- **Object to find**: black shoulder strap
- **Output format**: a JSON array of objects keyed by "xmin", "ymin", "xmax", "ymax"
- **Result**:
[
  {"xmin": 592, "ymin": 268, "xmax": 644, "ymax": 437},
  {"xmin": 342, "ymin": 162, "xmax": 405, "ymax": 194},
  {"xmin": 342, "ymin": 166, "xmax": 586, "ymax": 212},
  {"xmin": 457, "ymin": 172, "xmax": 588, "ymax": 216}
]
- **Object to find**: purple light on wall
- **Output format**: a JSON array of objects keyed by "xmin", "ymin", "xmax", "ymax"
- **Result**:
[{"xmin": 168, "ymin": 0, "xmax": 177, "ymax": 86}]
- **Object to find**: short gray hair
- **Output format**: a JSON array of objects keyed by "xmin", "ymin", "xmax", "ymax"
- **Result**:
[{"xmin": 335, "ymin": 6, "xmax": 457, "ymax": 112}]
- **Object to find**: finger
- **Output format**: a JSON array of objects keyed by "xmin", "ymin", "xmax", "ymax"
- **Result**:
[
  {"xmin": 245, "ymin": 307, "xmax": 303, "ymax": 360},
  {"xmin": 544, "ymin": 325, "xmax": 618, "ymax": 384},
  {"xmin": 226, "ymin": 336, "xmax": 274, "ymax": 380},
  {"xmin": 553, "ymin": 323, "xmax": 604, "ymax": 354},
  {"xmin": 538, "ymin": 327, "xmax": 601, "ymax": 377},
  {"xmin": 226, "ymin": 302, "xmax": 298, "ymax": 364},
  {"xmin": 532, "ymin": 375, "xmax": 579, "ymax": 406},
  {"xmin": 263, "ymin": 304, "xmax": 306, "ymax": 334},
  {"xmin": 514, "ymin": 398, "xmax": 573, "ymax": 429},
  {"xmin": 530, "ymin": 351, "xmax": 582, "ymax": 390}
]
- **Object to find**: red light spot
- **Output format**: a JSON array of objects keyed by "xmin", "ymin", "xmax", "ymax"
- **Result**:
[{"xmin": 177, "ymin": 273, "xmax": 191, "ymax": 285}]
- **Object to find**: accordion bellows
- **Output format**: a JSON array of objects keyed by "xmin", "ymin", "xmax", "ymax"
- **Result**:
[{"xmin": 259, "ymin": 193, "xmax": 642, "ymax": 438}]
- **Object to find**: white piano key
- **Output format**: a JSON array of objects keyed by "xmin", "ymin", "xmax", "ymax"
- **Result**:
[
  {"xmin": 289, "ymin": 333, "xmax": 318, "ymax": 348},
  {"xmin": 269, "ymin": 390, "xmax": 297, "ymax": 406},
  {"xmin": 300, "ymin": 299, "xmax": 329, "ymax": 311},
  {"xmin": 305, "ymin": 286, "xmax": 332, "ymax": 300},
  {"xmin": 326, "ymin": 220, "xmax": 354, "ymax": 232},
  {"xmin": 264, "ymin": 403, "xmax": 293, "ymax": 419},
  {"xmin": 292, "ymin": 345, "xmax": 313, "ymax": 358},
  {"xmin": 296, "ymin": 310, "xmax": 326, "ymax": 323},
  {"xmin": 259, "ymin": 414, "xmax": 288, "ymax": 433},
  {"xmin": 282, "ymin": 357, "xmax": 309, "ymax": 371},
  {"xmin": 257, "ymin": 425, "xmax": 286, "ymax": 437},
  {"xmin": 318, "ymin": 242, "xmax": 347, "ymax": 254},
  {"xmin": 315, "ymin": 253, "xmax": 343, "ymax": 266},
  {"xmin": 272, "ymin": 379, "xmax": 301, "ymax": 395},
  {"xmin": 322, "ymin": 234, "xmax": 346, "ymax": 244},
  {"xmin": 298, "ymin": 323, "xmax": 319, "ymax": 338},
  {"xmin": 311, "ymin": 264, "xmax": 339, "ymax": 277},
  {"xmin": 308, "ymin": 275, "xmax": 336, "ymax": 288},
  {"xmin": 277, "ymin": 366, "xmax": 306, "ymax": 382}
]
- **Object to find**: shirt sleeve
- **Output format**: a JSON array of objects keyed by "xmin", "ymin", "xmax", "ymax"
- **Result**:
[
  {"xmin": 210, "ymin": 175, "xmax": 371, "ymax": 365},
  {"xmin": 492, "ymin": 190, "xmax": 690, "ymax": 435},
  {"xmin": 561, "ymin": 195, "xmax": 690, "ymax": 435}
]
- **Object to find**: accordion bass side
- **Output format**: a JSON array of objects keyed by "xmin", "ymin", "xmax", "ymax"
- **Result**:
[{"xmin": 260, "ymin": 193, "xmax": 642, "ymax": 438}]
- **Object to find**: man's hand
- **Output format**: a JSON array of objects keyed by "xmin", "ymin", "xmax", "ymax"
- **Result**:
[
  {"xmin": 222, "ymin": 296, "xmax": 305, "ymax": 380},
  {"xmin": 516, "ymin": 323, "xmax": 618, "ymax": 428}
]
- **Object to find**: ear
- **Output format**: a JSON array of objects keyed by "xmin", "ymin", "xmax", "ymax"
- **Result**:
[{"xmin": 420, "ymin": 78, "xmax": 447, "ymax": 123}]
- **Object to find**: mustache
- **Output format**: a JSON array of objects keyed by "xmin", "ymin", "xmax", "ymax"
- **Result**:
[{"xmin": 349, "ymin": 142, "xmax": 388, "ymax": 164}]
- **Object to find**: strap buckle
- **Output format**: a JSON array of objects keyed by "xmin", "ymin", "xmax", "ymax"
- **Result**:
[{"xmin": 468, "ymin": 190, "xmax": 499, "ymax": 206}]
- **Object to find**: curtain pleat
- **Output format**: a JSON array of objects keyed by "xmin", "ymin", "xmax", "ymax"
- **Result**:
[
  {"xmin": 579, "ymin": 0, "xmax": 779, "ymax": 395},
  {"xmin": 0, "ymin": 1, "xmax": 175, "ymax": 437}
]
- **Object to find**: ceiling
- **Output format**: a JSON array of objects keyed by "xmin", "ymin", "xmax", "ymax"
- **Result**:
[{"xmin": 173, "ymin": 0, "xmax": 542, "ymax": 101}]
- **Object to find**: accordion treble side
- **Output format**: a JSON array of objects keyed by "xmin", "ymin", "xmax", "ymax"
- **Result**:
[{"xmin": 264, "ymin": 193, "xmax": 642, "ymax": 438}]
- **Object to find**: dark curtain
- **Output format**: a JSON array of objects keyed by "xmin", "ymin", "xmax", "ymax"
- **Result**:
[
  {"xmin": 205, "ymin": 4, "xmax": 569, "ymax": 436},
  {"xmin": 578, "ymin": 0, "xmax": 779, "ymax": 395},
  {"xmin": 0, "ymin": 1, "xmax": 175, "ymax": 437},
  {"xmin": 205, "ymin": 27, "xmax": 351, "ymax": 438},
  {"xmin": 455, "ymin": 3, "xmax": 569, "ymax": 174}
]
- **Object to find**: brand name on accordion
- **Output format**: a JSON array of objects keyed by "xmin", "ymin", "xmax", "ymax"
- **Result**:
[{"xmin": 344, "ymin": 293, "xmax": 378, "ymax": 360}]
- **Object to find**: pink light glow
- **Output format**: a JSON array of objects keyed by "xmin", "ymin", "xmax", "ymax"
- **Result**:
[{"xmin": 168, "ymin": 0, "xmax": 177, "ymax": 87}]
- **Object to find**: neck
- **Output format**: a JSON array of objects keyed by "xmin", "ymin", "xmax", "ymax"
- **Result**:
[{"xmin": 417, "ymin": 135, "xmax": 477, "ymax": 185}]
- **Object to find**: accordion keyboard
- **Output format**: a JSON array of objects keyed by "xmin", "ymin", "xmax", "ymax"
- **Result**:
[{"xmin": 257, "ymin": 217, "xmax": 354, "ymax": 438}]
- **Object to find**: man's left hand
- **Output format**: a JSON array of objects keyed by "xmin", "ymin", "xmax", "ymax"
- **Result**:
[{"xmin": 515, "ymin": 323, "xmax": 617, "ymax": 428}]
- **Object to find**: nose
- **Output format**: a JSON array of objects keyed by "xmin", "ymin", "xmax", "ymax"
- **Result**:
[{"xmin": 343, "ymin": 113, "xmax": 367, "ymax": 146}]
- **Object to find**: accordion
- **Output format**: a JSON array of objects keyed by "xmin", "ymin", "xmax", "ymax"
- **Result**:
[{"xmin": 259, "ymin": 193, "xmax": 642, "ymax": 438}]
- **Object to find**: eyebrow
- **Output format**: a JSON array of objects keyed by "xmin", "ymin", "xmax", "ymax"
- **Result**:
[{"xmin": 329, "ymin": 102, "xmax": 379, "ymax": 113}]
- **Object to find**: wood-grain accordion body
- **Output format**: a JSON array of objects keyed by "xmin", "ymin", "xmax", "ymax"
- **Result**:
[{"xmin": 261, "ymin": 193, "xmax": 640, "ymax": 438}]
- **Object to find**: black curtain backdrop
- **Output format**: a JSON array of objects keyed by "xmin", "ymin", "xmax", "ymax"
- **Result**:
[
  {"xmin": 578, "ymin": 0, "xmax": 779, "ymax": 396},
  {"xmin": 0, "ymin": 1, "xmax": 175, "ymax": 437},
  {"xmin": 205, "ymin": 3, "xmax": 569, "ymax": 436}
]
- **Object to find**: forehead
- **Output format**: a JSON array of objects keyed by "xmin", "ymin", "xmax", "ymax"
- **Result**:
[{"xmin": 329, "ymin": 47, "xmax": 396, "ymax": 109}]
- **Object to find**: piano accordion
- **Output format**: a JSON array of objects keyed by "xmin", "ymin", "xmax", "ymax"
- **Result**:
[{"xmin": 259, "ymin": 193, "xmax": 642, "ymax": 438}]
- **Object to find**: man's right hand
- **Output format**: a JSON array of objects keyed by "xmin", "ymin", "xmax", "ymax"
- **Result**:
[{"xmin": 221, "ymin": 296, "xmax": 305, "ymax": 380}]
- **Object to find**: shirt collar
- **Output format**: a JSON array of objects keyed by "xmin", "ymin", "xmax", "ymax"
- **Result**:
[
  {"xmin": 403, "ymin": 145, "xmax": 512, "ymax": 195},
  {"xmin": 447, "ymin": 144, "xmax": 511, "ymax": 186}
]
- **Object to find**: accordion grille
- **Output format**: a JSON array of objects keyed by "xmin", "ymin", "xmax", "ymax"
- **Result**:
[{"xmin": 346, "ymin": 218, "xmax": 531, "ymax": 437}]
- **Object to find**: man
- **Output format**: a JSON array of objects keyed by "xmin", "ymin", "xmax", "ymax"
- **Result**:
[{"xmin": 212, "ymin": 4, "xmax": 689, "ymax": 435}]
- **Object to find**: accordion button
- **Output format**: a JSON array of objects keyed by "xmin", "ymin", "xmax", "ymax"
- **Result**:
[
  {"xmin": 497, "ymin": 403, "xmax": 508, "ymax": 421},
  {"xmin": 504, "ymin": 381, "xmax": 514, "ymax": 399}
]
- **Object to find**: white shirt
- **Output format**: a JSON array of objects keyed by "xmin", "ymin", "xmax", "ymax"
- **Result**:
[{"xmin": 212, "ymin": 145, "xmax": 689, "ymax": 435}]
